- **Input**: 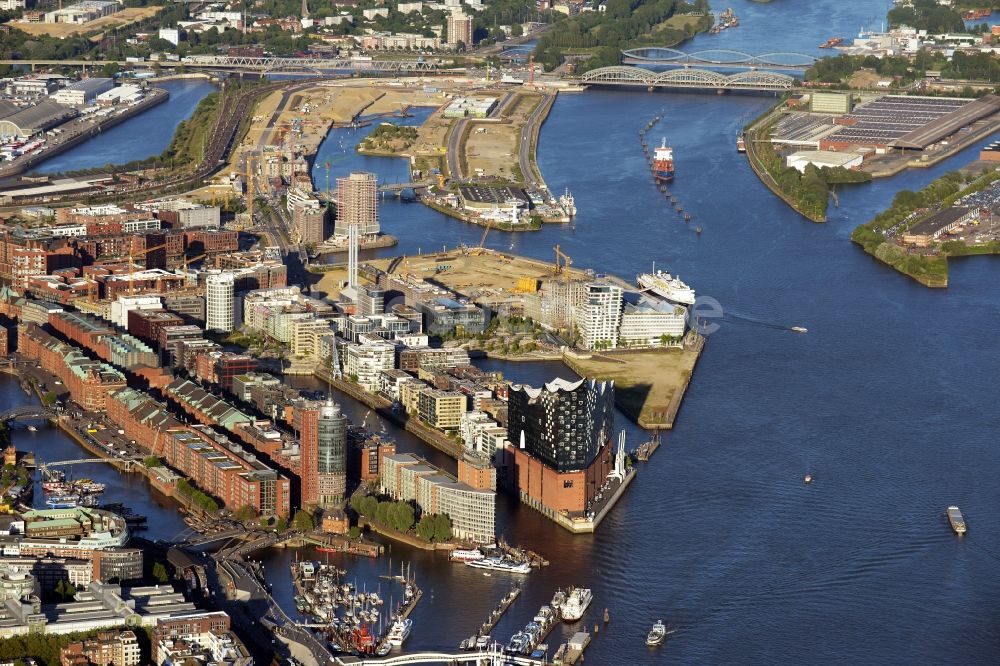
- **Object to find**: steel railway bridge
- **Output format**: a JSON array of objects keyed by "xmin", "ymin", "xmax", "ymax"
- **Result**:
[{"xmin": 579, "ymin": 66, "xmax": 795, "ymax": 91}]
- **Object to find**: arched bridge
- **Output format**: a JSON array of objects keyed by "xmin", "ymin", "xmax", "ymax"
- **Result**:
[
  {"xmin": 580, "ymin": 66, "xmax": 795, "ymax": 91},
  {"xmin": 622, "ymin": 47, "xmax": 816, "ymax": 71},
  {"xmin": 0, "ymin": 405, "xmax": 54, "ymax": 422}
]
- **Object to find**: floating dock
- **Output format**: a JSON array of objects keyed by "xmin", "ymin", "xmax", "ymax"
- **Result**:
[{"xmin": 480, "ymin": 586, "xmax": 521, "ymax": 635}]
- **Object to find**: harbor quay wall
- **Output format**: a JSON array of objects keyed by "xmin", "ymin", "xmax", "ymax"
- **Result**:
[{"xmin": 0, "ymin": 88, "xmax": 170, "ymax": 180}]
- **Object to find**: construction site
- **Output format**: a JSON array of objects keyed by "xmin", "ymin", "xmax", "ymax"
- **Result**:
[{"xmin": 314, "ymin": 245, "xmax": 702, "ymax": 429}]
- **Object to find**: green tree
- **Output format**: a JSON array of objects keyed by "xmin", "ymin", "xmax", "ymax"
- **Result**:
[
  {"xmin": 143, "ymin": 456, "xmax": 163, "ymax": 468},
  {"xmin": 433, "ymin": 514, "xmax": 452, "ymax": 542},
  {"xmin": 275, "ymin": 517, "xmax": 288, "ymax": 532},
  {"xmin": 152, "ymin": 561, "xmax": 169, "ymax": 583},
  {"xmin": 292, "ymin": 510, "xmax": 314, "ymax": 531},
  {"xmin": 348, "ymin": 525, "xmax": 362, "ymax": 540},
  {"xmin": 415, "ymin": 514, "xmax": 435, "ymax": 541},
  {"xmin": 40, "ymin": 391, "xmax": 58, "ymax": 407},
  {"xmin": 233, "ymin": 505, "xmax": 257, "ymax": 522},
  {"xmin": 101, "ymin": 61, "xmax": 121, "ymax": 78}
]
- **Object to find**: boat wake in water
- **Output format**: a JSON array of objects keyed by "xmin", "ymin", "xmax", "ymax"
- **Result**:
[{"xmin": 724, "ymin": 311, "xmax": 806, "ymax": 333}]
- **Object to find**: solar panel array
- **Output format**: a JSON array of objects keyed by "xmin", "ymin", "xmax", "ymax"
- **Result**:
[
  {"xmin": 824, "ymin": 96, "xmax": 971, "ymax": 146},
  {"xmin": 773, "ymin": 113, "xmax": 834, "ymax": 142}
]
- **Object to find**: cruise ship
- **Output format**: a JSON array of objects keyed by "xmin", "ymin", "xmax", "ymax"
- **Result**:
[
  {"xmin": 637, "ymin": 269, "xmax": 696, "ymax": 306},
  {"xmin": 466, "ymin": 557, "xmax": 531, "ymax": 574},
  {"xmin": 560, "ymin": 587, "xmax": 593, "ymax": 622}
]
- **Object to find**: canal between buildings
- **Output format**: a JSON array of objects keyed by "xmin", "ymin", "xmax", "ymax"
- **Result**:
[{"xmin": 13, "ymin": 1, "xmax": 1000, "ymax": 661}]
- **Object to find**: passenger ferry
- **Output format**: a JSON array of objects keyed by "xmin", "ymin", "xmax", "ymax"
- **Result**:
[
  {"xmin": 947, "ymin": 506, "xmax": 967, "ymax": 535},
  {"xmin": 466, "ymin": 557, "xmax": 531, "ymax": 574},
  {"xmin": 449, "ymin": 548, "xmax": 484, "ymax": 562}
]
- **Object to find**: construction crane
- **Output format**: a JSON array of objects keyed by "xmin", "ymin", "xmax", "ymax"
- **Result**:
[
  {"xmin": 553, "ymin": 244, "xmax": 571, "ymax": 276},
  {"xmin": 472, "ymin": 219, "xmax": 493, "ymax": 256},
  {"xmin": 127, "ymin": 242, "xmax": 168, "ymax": 296},
  {"xmin": 182, "ymin": 253, "xmax": 207, "ymax": 271}
]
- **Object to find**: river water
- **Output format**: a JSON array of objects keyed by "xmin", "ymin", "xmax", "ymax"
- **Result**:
[
  {"xmin": 14, "ymin": 1, "xmax": 1000, "ymax": 662},
  {"xmin": 32, "ymin": 79, "xmax": 217, "ymax": 174}
]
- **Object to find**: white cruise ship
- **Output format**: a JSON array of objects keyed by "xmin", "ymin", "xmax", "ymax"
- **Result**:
[
  {"xmin": 560, "ymin": 587, "xmax": 593, "ymax": 622},
  {"xmin": 637, "ymin": 269, "xmax": 695, "ymax": 305}
]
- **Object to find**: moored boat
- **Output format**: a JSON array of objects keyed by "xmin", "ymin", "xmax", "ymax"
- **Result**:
[
  {"xmin": 386, "ymin": 617, "xmax": 412, "ymax": 646},
  {"xmin": 560, "ymin": 587, "xmax": 593, "ymax": 622},
  {"xmin": 449, "ymin": 548, "xmax": 483, "ymax": 562},
  {"xmin": 637, "ymin": 268, "xmax": 696, "ymax": 306}
]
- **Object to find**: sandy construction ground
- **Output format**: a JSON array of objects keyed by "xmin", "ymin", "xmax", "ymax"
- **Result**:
[
  {"xmin": 16, "ymin": 6, "xmax": 162, "ymax": 39},
  {"xmin": 464, "ymin": 92, "xmax": 543, "ymax": 180},
  {"xmin": 316, "ymin": 249, "xmax": 586, "ymax": 302}
]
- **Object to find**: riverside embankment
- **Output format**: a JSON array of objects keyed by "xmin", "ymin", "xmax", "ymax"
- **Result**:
[{"xmin": 0, "ymin": 88, "xmax": 169, "ymax": 179}]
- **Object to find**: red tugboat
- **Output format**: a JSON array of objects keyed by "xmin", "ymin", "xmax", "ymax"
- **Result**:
[{"xmin": 652, "ymin": 137, "xmax": 674, "ymax": 182}]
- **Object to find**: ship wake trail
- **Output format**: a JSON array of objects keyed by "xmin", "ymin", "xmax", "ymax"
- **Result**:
[{"xmin": 724, "ymin": 311, "xmax": 798, "ymax": 332}]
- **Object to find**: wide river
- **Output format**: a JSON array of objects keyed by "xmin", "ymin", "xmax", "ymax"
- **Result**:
[{"xmin": 16, "ymin": 1, "xmax": 1000, "ymax": 662}]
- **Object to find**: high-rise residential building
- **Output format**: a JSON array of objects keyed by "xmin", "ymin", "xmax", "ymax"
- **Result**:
[
  {"xmin": 578, "ymin": 282, "xmax": 623, "ymax": 350},
  {"xmin": 205, "ymin": 272, "xmax": 235, "ymax": 333},
  {"xmin": 447, "ymin": 10, "xmax": 473, "ymax": 49},
  {"xmin": 504, "ymin": 377, "xmax": 618, "ymax": 527},
  {"xmin": 317, "ymin": 400, "xmax": 348, "ymax": 506},
  {"xmin": 334, "ymin": 172, "xmax": 379, "ymax": 237},
  {"xmin": 295, "ymin": 399, "xmax": 348, "ymax": 507}
]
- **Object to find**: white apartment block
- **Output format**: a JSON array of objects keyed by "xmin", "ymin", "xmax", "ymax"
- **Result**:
[
  {"xmin": 578, "ymin": 283, "xmax": 623, "ymax": 350},
  {"xmin": 344, "ymin": 342, "xmax": 396, "ymax": 392},
  {"xmin": 205, "ymin": 272, "xmax": 235, "ymax": 333}
]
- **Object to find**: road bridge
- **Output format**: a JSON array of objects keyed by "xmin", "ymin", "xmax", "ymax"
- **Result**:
[
  {"xmin": 0, "ymin": 405, "xmax": 54, "ymax": 422},
  {"xmin": 579, "ymin": 66, "xmax": 794, "ymax": 91},
  {"xmin": 621, "ymin": 47, "xmax": 816, "ymax": 71}
]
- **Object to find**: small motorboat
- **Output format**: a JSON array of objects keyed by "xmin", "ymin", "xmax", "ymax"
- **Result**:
[
  {"xmin": 804, "ymin": 474, "xmax": 813, "ymax": 484},
  {"xmin": 27, "ymin": 425, "xmax": 37, "ymax": 432},
  {"xmin": 791, "ymin": 326, "xmax": 808, "ymax": 333}
]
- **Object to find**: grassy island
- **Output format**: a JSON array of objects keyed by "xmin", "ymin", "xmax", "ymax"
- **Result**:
[
  {"xmin": 357, "ymin": 123, "xmax": 419, "ymax": 156},
  {"xmin": 852, "ymin": 168, "xmax": 1000, "ymax": 287}
]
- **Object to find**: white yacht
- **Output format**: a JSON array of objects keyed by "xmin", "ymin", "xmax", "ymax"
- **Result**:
[
  {"xmin": 560, "ymin": 588, "xmax": 593, "ymax": 622},
  {"xmin": 386, "ymin": 617, "xmax": 412, "ymax": 646}
]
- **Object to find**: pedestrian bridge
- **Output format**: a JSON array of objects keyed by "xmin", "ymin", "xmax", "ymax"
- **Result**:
[
  {"xmin": 622, "ymin": 47, "xmax": 816, "ymax": 71},
  {"xmin": 579, "ymin": 66, "xmax": 795, "ymax": 91},
  {"xmin": 0, "ymin": 405, "xmax": 54, "ymax": 422},
  {"xmin": 343, "ymin": 648, "xmax": 542, "ymax": 665}
]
